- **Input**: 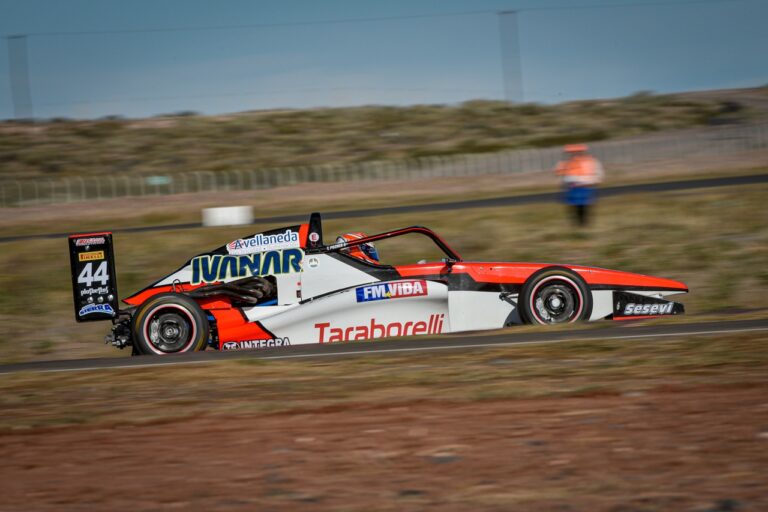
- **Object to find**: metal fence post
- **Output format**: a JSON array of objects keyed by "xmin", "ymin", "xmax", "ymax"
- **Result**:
[
  {"xmin": 424, "ymin": 156, "xmax": 436, "ymax": 179},
  {"xmin": 121, "ymin": 176, "xmax": 130, "ymax": 198},
  {"xmin": 76, "ymin": 176, "xmax": 86, "ymax": 201},
  {"xmin": 269, "ymin": 168, "xmax": 277, "ymax": 188},
  {"xmin": 207, "ymin": 172, "xmax": 214, "ymax": 192},
  {"xmin": 14, "ymin": 181, "xmax": 22, "ymax": 206},
  {"xmin": 442, "ymin": 156, "xmax": 451, "ymax": 178},
  {"xmin": 268, "ymin": 168, "xmax": 278, "ymax": 187}
]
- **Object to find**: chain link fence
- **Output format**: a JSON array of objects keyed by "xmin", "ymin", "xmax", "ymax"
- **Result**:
[{"xmin": 2, "ymin": 122, "xmax": 766, "ymax": 208}]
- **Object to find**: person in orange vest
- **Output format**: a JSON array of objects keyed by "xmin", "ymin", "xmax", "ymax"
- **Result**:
[{"xmin": 555, "ymin": 144, "xmax": 604, "ymax": 227}]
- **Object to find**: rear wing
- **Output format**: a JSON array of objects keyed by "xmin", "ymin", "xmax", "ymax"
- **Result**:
[{"xmin": 68, "ymin": 232, "xmax": 119, "ymax": 322}]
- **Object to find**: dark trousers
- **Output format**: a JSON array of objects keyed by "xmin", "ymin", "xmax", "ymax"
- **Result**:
[
  {"xmin": 573, "ymin": 204, "xmax": 589, "ymax": 226},
  {"xmin": 563, "ymin": 186, "xmax": 596, "ymax": 227}
]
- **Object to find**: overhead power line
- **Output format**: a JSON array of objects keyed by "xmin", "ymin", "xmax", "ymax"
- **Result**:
[
  {"xmin": 3, "ymin": 0, "xmax": 752, "ymax": 38},
  {"xmin": 9, "ymin": 10, "xmax": 492, "ymax": 38}
]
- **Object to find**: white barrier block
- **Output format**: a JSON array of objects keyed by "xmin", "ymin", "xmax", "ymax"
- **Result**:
[{"xmin": 202, "ymin": 206, "xmax": 253, "ymax": 227}]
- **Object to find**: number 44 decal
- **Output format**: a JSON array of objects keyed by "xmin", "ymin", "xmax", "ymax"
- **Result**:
[{"xmin": 78, "ymin": 261, "xmax": 109, "ymax": 287}]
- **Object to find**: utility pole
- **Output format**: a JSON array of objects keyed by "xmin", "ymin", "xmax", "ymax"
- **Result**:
[
  {"xmin": 7, "ymin": 34, "xmax": 34, "ymax": 119},
  {"xmin": 498, "ymin": 10, "xmax": 524, "ymax": 103}
]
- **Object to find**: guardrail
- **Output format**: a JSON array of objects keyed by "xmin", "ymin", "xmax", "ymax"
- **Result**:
[{"xmin": 1, "ymin": 122, "xmax": 766, "ymax": 207}]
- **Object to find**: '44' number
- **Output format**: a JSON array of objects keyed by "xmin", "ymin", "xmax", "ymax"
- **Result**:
[{"xmin": 78, "ymin": 261, "xmax": 109, "ymax": 287}]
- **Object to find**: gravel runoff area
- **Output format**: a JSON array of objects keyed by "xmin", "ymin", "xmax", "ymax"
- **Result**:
[
  {"xmin": 1, "ymin": 327, "xmax": 767, "ymax": 511},
  {"xmin": 0, "ymin": 385, "xmax": 766, "ymax": 511}
]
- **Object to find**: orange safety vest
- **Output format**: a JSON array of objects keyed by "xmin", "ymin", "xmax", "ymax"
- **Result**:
[{"xmin": 556, "ymin": 155, "xmax": 603, "ymax": 186}]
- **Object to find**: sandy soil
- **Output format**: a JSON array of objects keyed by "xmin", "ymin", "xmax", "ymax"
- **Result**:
[{"xmin": 2, "ymin": 385, "xmax": 766, "ymax": 511}]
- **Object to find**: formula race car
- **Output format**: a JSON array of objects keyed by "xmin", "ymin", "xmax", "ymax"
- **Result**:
[{"xmin": 69, "ymin": 213, "xmax": 687, "ymax": 355}]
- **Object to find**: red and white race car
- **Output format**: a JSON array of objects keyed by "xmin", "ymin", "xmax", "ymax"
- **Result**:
[{"xmin": 69, "ymin": 213, "xmax": 687, "ymax": 355}]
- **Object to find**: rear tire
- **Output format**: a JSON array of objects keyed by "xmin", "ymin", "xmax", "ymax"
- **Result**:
[
  {"xmin": 519, "ymin": 267, "xmax": 592, "ymax": 325},
  {"xmin": 132, "ymin": 293, "xmax": 209, "ymax": 355}
]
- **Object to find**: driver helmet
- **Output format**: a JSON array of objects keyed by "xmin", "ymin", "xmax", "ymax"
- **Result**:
[{"xmin": 335, "ymin": 232, "xmax": 379, "ymax": 263}]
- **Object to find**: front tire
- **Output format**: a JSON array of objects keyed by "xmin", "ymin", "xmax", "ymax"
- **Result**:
[
  {"xmin": 519, "ymin": 267, "xmax": 592, "ymax": 325},
  {"xmin": 132, "ymin": 293, "xmax": 209, "ymax": 355}
]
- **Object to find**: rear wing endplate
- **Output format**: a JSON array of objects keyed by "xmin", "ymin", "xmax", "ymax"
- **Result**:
[{"xmin": 68, "ymin": 232, "xmax": 119, "ymax": 322}]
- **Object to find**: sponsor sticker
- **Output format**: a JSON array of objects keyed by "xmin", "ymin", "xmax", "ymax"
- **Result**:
[
  {"xmin": 80, "ymin": 286, "xmax": 110, "ymax": 297},
  {"xmin": 227, "ymin": 229, "xmax": 300, "ymax": 255},
  {"xmin": 356, "ymin": 280, "xmax": 428, "ymax": 303},
  {"xmin": 315, "ymin": 314, "xmax": 444, "ymax": 343},
  {"xmin": 307, "ymin": 257, "xmax": 319, "ymax": 268},
  {"xmin": 75, "ymin": 237, "xmax": 106, "ymax": 246},
  {"xmin": 309, "ymin": 232, "xmax": 320, "ymax": 243},
  {"xmin": 79, "ymin": 251, "xmax": 105, "ymax": 262},
  {"xmin": 222, "ymin": 338, "xmax": 290, "ymax": 350},
  {"xmin": 78, "ymin": 303, "xmax": 115, "ymax": 316},
  {"xmin": 191, "ymin": 249, "xmax": 303, "ymax": 285},
  {"xmin": 623, "ymin": 302, "xmax": 674, "ymax": 316}
]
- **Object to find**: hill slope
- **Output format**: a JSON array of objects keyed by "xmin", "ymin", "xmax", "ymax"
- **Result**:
[{"xmin": 0, "ymin": 87, "xmax": 765, "ymax": 179}]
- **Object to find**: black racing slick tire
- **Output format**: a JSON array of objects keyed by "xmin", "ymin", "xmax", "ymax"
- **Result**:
[
  {"xmin": 131, "ymin": 293, "xmax": 209, "ymax": 355},
  {"xmin": 519, "ymin": 267, "xmax": 593, "ymax": 325}
]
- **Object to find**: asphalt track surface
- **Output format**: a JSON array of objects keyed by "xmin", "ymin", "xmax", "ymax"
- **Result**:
[
  {"xmin": 1, "ymin": 173, "xmax": 766, "ymax": 244},
  {"xmin": 1, "ymin": 318, "xmax": 765, "ymax": 375}
]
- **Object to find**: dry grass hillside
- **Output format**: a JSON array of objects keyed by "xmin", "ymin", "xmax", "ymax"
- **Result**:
[{"xmin": 1, "ymin": 87, "xmax": 765, "ymax": 179}]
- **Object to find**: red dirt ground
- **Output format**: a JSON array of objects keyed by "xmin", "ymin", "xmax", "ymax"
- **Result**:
[{"xmin": 1, "ymin": 384, "xmax": 767, "ymax": 511}]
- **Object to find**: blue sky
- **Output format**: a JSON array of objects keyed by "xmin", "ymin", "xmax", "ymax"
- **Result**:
[{"xmin": 0, "ymin": 0, "xmax": 766, "ymax": 119}]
